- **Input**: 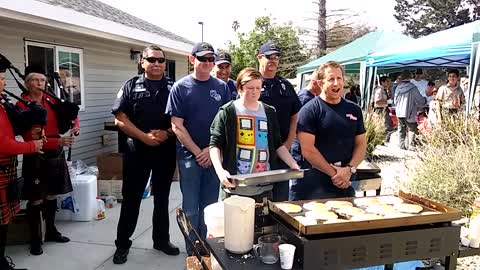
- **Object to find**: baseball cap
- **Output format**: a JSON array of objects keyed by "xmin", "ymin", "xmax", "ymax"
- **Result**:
[
  {"xmin": 192, "ymin": 42, "xmax": 216, "ymax": 57},
  {"xmin": 258, "ymin": 41, "xmax": 281, "ymax": 56},
  {"xmin": 215, "ymin": 51, "xmax": 232, "ymax": 65}
]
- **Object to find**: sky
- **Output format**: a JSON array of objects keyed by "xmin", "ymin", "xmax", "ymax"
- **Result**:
[{"xmin": 97, "ymin": 0, "xmax": 403, "ymax": 50}]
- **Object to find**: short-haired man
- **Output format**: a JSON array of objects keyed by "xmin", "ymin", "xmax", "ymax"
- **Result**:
[
  {"xmin": 111, "ymin": 45, "xmax": 179, "ymax": 264},
  {"xmin": 373, "ymin": 76, "xmax": 395, "ymax": 143},
  {"xmin": 257, "ymin": 41, "xmax": 301, "ymax": 201},
  {"xmin": 436, "ymin": 69, "xmax": 465, "ymax": 118},
  {"xmin": 213, "ymin": 51, "xmax": 237, "ymax": 98},
  {"xmin": 395, "ymin": 70, "xmax": 426, "ymax": 150},
  {"xmin": 295, "ymin": 61, "xmax": 367, "ymax": 199},
  {"xmin": 166, "ymin": 42, "xmax": 231, "ymax": 253},
  {"xmin": 410, "ymin": 68, "xmax": 429, "ymax": 100}
]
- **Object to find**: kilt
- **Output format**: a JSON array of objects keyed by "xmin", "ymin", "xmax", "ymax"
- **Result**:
[
  {"xmin": 0, "ymin": 156, "xmax": 20, "ymax": 225},
  {"xmin": 22, "ymin": 148, "xmax": 73, "ymax": 201}
]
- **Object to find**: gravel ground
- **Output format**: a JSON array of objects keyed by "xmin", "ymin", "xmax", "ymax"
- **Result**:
[{"xmin": 371, "ymin": 143, "xmax": 480, "ymax": 270}]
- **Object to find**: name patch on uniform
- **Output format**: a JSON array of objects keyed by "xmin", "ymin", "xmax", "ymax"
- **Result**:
[
  {"xmin": 134, "ymin": 87, "xmax": 146, "ymax": 92},
  {"xmin": 346, "ymin": 113, "xmax": 357, "ymax": 120}
]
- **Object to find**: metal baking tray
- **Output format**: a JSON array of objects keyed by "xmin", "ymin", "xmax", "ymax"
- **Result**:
[
  {"xmin": 268, "ymin": 191, "xmax": 463, "ymax": 236},
  {"xmin": 356, "ymin": 160, "xmax": 381, "ymax": 174},
  {"xmin": 230, "ymin": 169, "xmax": 305, "ymax": 187}
]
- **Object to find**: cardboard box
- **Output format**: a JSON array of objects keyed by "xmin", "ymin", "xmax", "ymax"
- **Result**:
[
  {"xmin": 96, "ymin": 152, "xmax": 123, "ymax": 180},
  {"xmin": 98, "ymin": 179, "xmax": 123, "ymax": 200},
  {"xmin": 97, "ymin": 152, "xmax": 123, "ymax": 200},
  {"xmin": 7, "ymin": 210, "xmax": 45, "ymax": 245}
]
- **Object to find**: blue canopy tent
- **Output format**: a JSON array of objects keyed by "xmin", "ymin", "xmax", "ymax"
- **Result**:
[
  {"xmin": 365, "ymin": 21, "xmax": 480, "ymax": 114},
  {"xmin": 296, "ymin": 31, "xmax": 412, "ymax": 91}
]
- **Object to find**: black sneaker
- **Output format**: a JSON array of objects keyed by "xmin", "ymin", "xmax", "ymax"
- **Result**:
[
  {"xmin": 153, "ymin": 242, "xmax": 180, "ymax": 256},
  {"xmin": 45, "ymin": 232, "xmax": 70, "ymax": 243},
  {"xmin": 29, "ymin": 241, "xmax": 43, "ymax": 256},
  {"xmin": 112, "ymin": 248, "xmax": 129, "ymax": 264}
]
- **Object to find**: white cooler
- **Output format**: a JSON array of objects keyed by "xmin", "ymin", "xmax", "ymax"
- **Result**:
[
  {"xmin": 57, "ymin": 175, "xmax": 97, "ymax": 221},
  {"xmin": 72, "ymin": 174, "xmax": 98, "ymax": 221}
]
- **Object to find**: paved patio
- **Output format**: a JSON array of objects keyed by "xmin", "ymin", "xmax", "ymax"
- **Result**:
[{"xmin": 7, "ymin": 181, "xmax": 187, "ymax": 270}]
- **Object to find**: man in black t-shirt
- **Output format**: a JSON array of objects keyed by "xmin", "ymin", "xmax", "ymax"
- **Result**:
[
  {"xmin": 257, "ymin": 41, "xmax": 301, "ymax": 201},
  {"xmin": 292, "ymin": 61, "xmax": 366, "ymax": 200}
]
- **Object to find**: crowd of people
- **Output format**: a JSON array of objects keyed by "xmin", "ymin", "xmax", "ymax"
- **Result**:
[{"xmin": 371, "ymin": 68, "xmax": 473, "ymax": 150}]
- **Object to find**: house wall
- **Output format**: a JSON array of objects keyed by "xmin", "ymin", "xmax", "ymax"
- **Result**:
[{"xmin": 0, "ymin": 18, "xmax": 189, "ymax": 166}]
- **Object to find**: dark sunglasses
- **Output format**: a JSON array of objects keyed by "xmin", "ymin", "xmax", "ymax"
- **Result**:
[
  {"xmin": 196, "ymin": 55, "xmax": 216, "ymax": 63},
  {"xmin": 144, "ymin": 57, "xmax": 166, "ymax": 64},
  {"xmin": 264, "ymin": 54, "xmax": 280, "ymax": 60}
]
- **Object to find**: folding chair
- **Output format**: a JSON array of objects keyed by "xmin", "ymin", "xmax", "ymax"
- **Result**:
[{"xmin": 176, "ymin": 208, "xmax": 212, "ymax": 270}]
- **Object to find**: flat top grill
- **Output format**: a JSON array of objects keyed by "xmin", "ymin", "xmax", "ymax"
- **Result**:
[{"xmin": 268, "ymin": 191, "xmax": 462, "ymax": 236}]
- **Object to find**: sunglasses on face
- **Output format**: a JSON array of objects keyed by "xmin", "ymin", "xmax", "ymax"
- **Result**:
[
  {"xmin": 143, "ymin": 57, "xmax": 166, "ymax": 64},
  {"xmin": 264, "ymin": 54, "xmax": 280, "ymax": 60},
  {"xmin": 196, "ymin": 55, "xmax": 215, "ymax": 63}
]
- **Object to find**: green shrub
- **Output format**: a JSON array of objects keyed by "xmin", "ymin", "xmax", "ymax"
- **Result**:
[
  {"xmin": 364, "ymin": 112, "xmax": 386, "ymax": 157},
  {"xmin": 408, "ymin": 115, "xmax": 480, "ymax": 215}
]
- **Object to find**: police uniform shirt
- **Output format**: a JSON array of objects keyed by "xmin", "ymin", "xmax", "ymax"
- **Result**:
[
  {"xmin": 112, "ymin": 74, "xmax": 174, "ymax": 133},
  {"xmin": 259, "ymin": 76, "xmax": 301, "ymax": 142},
  {"xmin": 297, "ymin": 97, "xmax": 366, "ymax": 166}
]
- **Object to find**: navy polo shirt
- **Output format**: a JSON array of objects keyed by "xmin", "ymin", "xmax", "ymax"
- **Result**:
[
  {"xmin": 297, "ymin": 97, "xmax": 366, "ymax": 165},
  {"xmin": 297, "ymin": 88, "xmax": 315, "ymax": 106},
  {"xmin": 165, "ymin": 75, "xmax": 231, "ymax": 159},
  {"xmin": 259, "ymin": 76, "xmax": 301, "ymax": 142},
  {"xmin": 227, "ymin": 79, "xmax": 238, "ymax": 100}
]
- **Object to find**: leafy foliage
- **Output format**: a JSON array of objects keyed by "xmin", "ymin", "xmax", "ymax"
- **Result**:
[
  {"xmin": 394, "ymin": 0, "xmax": 480, "ymax": 38},
  {"xmin": 227, "ymin": 17, "xmax": 310, "ymax": 79},
  {"xmin": 364, "ymin": 112, "xmax": 386, "ymax": 157},
  {"xmin": 408, "ymin": 115, "xmax": 480, "ymax": 214}
]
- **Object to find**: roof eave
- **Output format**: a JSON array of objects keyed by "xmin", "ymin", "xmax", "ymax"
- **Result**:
[{"xmin": 0, "ymin": 0, "xmax": 192, "ymax": 56}]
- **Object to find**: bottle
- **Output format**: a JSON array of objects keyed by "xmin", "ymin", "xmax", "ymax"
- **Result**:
[
  {"xmin": 469, "ymin": 197, "xmax": 480, "ymax": 248},
  {"xmin": 105, "ymin": 196, "xmax": 117, "ymax": 208},
  {"xmin": 95, "ymin": 197, "xmax": 106, "ymax": 220}
]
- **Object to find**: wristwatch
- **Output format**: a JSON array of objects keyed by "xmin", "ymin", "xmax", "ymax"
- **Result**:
[{"xmin": 347, "ymin": 164, "xmax": 357, "ymax": 174}]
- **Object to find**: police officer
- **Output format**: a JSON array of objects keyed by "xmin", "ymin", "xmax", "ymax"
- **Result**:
[
  {"xmin": 111, "ymin": 45, "xmax": 179, "ymax": 264},
  {"xmin": 212, "ymin": 51, "xmax": 237, "ymax": 98},
  {"xmin": 257, "ymin": 41, "xmax": 301, "ymax": 201}
]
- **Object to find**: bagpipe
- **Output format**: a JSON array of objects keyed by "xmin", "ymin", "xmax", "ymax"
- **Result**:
[
  {"xmin": 0, "ymin": 54, "xmax": 47, "ymax": 135},
  {"xmin": 0, "ymin": 53, "xmax": 80, "ymax": 160},
  {"xmin": 0, "ymin": 53, "xmax": 79, "ymax": 135}
]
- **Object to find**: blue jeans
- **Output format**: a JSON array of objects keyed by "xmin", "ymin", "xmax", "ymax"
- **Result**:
[{"xmin": 178, "ymin": 159, "xmax": 219, "ymax": 249}]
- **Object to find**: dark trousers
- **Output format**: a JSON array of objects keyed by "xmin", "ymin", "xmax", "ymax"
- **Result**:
[
  {"xmin": 398, "ymin": 118, "xmax": 418, "ymax": 150},
  {"xmin": 290, "ymin": 169, "xmax": 355, "ymax": 200},
  {"xmin": 374, "ymin": 107, "xmax": 395, "ymax": 142},
  {"xmin": 115, "ymin": 144, "xmax": 176, "ymax": 249}
]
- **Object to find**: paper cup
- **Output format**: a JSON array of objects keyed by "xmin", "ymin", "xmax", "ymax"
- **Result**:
[{"xmin": 279, "ymin": 244, "xmax": 296, "ymax": 270}]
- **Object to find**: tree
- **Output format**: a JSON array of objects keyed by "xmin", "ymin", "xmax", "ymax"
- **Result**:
[
  {"xmin": 227, "ymin": 16, "xmax": 309, "ymax": 79},
  {"xmin": 394, "ymin": 0, "xmax": 480, "ymax": 38}
]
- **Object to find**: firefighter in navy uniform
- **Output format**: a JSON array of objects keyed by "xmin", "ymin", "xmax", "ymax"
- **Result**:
[
  {"xmin": 257, "ymin": 41, "xmax": 302, "ymax": 202},
  {"xmin": 111, "ymin": 45, "xmax": 179, "ymax": 265}
]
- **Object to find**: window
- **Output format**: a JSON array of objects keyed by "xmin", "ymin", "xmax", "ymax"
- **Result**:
[
  {"xmin": 25, "ymin": 41, "xmax": 85, "ymax": 111},
  {"xmin": 166, "ymin": 60, "xmax": 176, "ymax": 80}
]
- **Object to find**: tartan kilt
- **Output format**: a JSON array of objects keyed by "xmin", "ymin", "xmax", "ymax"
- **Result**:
[
  {"xmin": 22, "ymin": 148, "xmax": 73, "ymax": 201},
  {"xmin": 0, "ymin": 156, "xmax": 20, "ymax": 225}
]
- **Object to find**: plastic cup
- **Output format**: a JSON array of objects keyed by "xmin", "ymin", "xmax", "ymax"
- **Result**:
[{"xmin": 279, "ymin": 244, "xmax": 296, "ymax": 270}]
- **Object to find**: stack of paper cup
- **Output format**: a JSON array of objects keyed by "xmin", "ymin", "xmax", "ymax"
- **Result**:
[{"xmin": 279, "ymin": 244, "xmax": 296, "ymax": 270}]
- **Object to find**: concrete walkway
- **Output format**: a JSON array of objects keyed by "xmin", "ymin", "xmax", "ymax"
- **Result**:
[{"xmin": 7, "ymin": 182, "xmax": 188, "ymax": 270}]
